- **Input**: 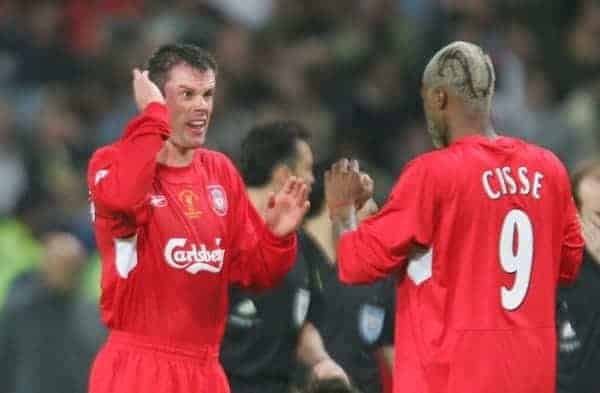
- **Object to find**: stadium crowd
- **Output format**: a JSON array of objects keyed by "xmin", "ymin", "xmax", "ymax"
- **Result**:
[{"xmin": 0, "ymin": 0, "xmax": 598, "ymax": 393}]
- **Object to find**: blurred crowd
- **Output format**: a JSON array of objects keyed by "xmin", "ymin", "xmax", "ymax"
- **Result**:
[{"xmin": 0, "ymin": 0, "xmax": 599, "ymax": 392}]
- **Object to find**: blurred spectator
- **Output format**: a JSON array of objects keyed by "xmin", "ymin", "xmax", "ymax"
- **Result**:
[
  {"xmin": 0, "ymin": 230, "xmax": 105, "ymax": 393},
  {"xmin": 0, "ymin": 98, "xmax": 26, "ymax": 215},
  {"xmin": 0, "ymin": 217, "xmax": 40, "ymax": 307},
  {"xmin": 560, "ymin": 77, "xmax": 600, "ymax": 159},
  {"xmin": 557, "ymin": 159, "xmax": 600, "ymax": 393},
  {"xmin": 205, "ymin": 0, "xmax": 273, "ymax": 30},
  {"xmin": 494, "ymin": 65, "xmax": 583, "ymax": 168}
]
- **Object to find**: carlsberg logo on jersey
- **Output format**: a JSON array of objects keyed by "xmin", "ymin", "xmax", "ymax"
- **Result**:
[{"xmin": 164, "ymin": 238, "xmax": 225, "ymax": 274}]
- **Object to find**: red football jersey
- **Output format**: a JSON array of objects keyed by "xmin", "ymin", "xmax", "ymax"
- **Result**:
[
  {"xmin": 88, "ymin": 103, "xmax": 297, "ymax": 347},
  {"xmin": 337, "ymin": 135, "xmax": 584, "ymax": 393}
]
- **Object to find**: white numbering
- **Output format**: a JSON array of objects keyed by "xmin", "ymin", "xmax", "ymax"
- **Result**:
[{"xmin": 499, "ymin": 209, "xmax": 534, "ymax": 311}]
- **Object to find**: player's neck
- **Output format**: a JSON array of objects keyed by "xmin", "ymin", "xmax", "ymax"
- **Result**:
[
  {"xmin": 157, "ymin": 140, "xmax": 196, "ymax": 167},
  {"xmin": 448, "ymin": 115, "xmax": 496, "ymax": 144},
  {"xmin": 304, "ymin": 211, "xmax": 336, "ymax": 264}
]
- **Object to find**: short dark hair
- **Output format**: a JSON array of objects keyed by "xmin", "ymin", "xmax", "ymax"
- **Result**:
[
  {"xmin": 304, "ymin": 378, "xmax": 361, "ymax": 393},
  {"xmin": 306, "ymin": 159, "xmax": 335, "ymax": 218},
  {"xmin": 571, "ymin": 159, "xmax": 600, "ymax": 210},
  {"xmin": 240, "ymin": 121, "xmax": 311, "ymax": 187},
  {"xmin": 147, "ymin": 43, "xmax": 218, "ymax": 91}
]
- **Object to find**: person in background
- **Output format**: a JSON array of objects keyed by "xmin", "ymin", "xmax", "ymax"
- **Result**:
[
  {"xmin": 557, "ymin": 159, "xmax": 600, "ymax": 393},
  {"xmin": 221, "ymin": 121, "xmax": 347, "ymax": 393},
  {"xmin": 302, "ymin": 160, "xmax": 394, "ymax": 393},
  {"xmin": 0, "ymin": 229, "xmax": 105, "ymax": 393}
]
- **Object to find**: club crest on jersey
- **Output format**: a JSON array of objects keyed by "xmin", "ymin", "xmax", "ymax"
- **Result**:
[
  {"xmin": 164, "ymin": 237, "xmax": 225, "ymax": 274},
  {"xmin": 358, "ymin": 304, "xmax": 385, "ymax": 344},
  {"xmin": 150, "ymin": 194, "xmax": 168, "ymax": 207},
  {"xmin": 179, "ymin": 190, "xmax": 202, "ymax": 218},
  {"xmin": 207, "ymin": 185, "xmax": 228, "ymax": 216}
]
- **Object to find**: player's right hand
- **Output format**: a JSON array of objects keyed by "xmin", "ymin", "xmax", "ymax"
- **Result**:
[
  {"xmin": 356, "ymin": 172, "xmax": 374, "ymax": 210},
  {"xmin": 325, "ymin": 158, "xmax": 364, "ymax": 214},
  {"xmin": 132, "ymin": 68, "xmax": 165, "ymax": 111}
]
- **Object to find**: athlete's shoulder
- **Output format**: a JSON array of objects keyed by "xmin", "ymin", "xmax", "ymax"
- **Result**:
[
  {"xmin": 196, "ymin": 148, "xmax": 238, "ymax": 172},
  {"xmin": 197, "ymin": 148, "xmax": 234, "ymax": 164},
  {"xmin": 516, "ymin": 137, "xmax": 567, "ymax": 174},
  {"xmin": 402, "ymin": 149, "xmax": 451, "ymax": 177},
  {"xmin": 88, "ymin": 144, "xmax": 118, "ymax": 179},
  {"xmin": 196, "ymin": 148, "xmax": 243, "ymax": 187}
]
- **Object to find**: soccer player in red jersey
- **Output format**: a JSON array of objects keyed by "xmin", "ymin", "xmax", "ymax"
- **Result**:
[
  {"xmin": 87, "ymin": 43, "xmax": 310, "ymax": 393},
  {"xmin": 325, "ymin": 41, "xmax": 585, "ymax": 393}
]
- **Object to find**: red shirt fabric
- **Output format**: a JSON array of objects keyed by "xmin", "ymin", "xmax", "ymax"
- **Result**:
[
  {"xmin": 88, "ymin": 102, "xmax": 297, "ymax": 348},
  {"xmin": 337, "ymin": 135, "xmax": 584, "ymax": 393}
]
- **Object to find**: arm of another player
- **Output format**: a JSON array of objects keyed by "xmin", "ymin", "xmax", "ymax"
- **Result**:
[
  {"xmin": 558, "ymin": 196, "xmax": 585, "ymax": 285},
  {"xmin": 297, "ymin": 322, "xmax": 350, "ymax": 384},
  {"xmin": 88, "ymin": 69, "xmax": 169, "ymax": 217},
  {"xmin": 230, "ymin": 176, "xmax": 310, "ymax": 291},
  {"xmin": 376, "ymin": 279, "xmax": 396, "ymax": 372},
  {"xmin": 326, "ymin": 158, "xmax": 437, "ymax": 284}
]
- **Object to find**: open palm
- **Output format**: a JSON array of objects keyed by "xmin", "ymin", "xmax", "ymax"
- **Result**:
[{"xmin": 264, "ymin": 177, "xmax": 310, "ymax": 237}]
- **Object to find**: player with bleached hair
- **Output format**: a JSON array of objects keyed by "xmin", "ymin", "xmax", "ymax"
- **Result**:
[{"xmin": 325, "ymin": 41, "xmax": 585, "ymax": 393}]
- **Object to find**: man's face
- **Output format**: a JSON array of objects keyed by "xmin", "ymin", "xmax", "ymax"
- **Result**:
[
  {"xmin": 579, "ymin": 168, "xmax": 600, "ymax": 227},
  {"xmin": 163, "ymin": 63, "xmax": 216, "ymax": 149},
  {"xmin": 290, "ymin": 139, "xmax": 315, "ymax": 193},
  {"xmin": 42, "ymin": 233, "xmax": 85, "ymax": 292},
  {"xmin": 421, "ymin": 86, "xmax": 448, "ymax": 148}
]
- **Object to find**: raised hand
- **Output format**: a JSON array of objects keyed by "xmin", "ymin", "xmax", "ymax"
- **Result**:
[
  {"xmin": 132, "ymin": 68, "xmax": 165, "ymax": 111},
  {"xmin": 264, "ymin": 176, "xmax": 310, "ymax": 237},
  {"xmin": 325, "ymin": 158, "xmax": 365, "ymax": 214},
  {"xmin": 356, "ymin": 172, "xmax": 375, "ymax": 210}
]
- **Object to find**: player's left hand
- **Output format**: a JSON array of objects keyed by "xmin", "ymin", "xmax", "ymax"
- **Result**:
[
  {"xmin": 357, "ymin": 197, "xmax": 379, "ymax": 222},
  {"xmin": 325, "ymin": 158, "xmax": 364, "ymax": 215},
  {"xmin": 356, "ymin": 172, "xmax": 374, "ymax": 210},
  {"xmin": 311, "ymin": 358, "xmax": 350, "ymax": 385},
  {"xmin": 265, "ymin": 176, "xmax": 310, "ymax": 237}
]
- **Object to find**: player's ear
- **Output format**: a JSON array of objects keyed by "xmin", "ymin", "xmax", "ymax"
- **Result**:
[{"xmin": 434, "ymin": 87, "xmax": 448, "ymax": 110}]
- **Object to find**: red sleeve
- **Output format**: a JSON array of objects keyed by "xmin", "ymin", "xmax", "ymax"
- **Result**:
[
  {"xmin": 558, "ymin": 167, "xmax": 584, "ymax": 285},
  {"xmin": 88, "ymin": 103, "xmax": 169, "ymax": 226},
  {"xmin": 338, "ymin": 158, "xmax": 438, "ymax": 284},
  {"xmin": 225, "ymin": 160, "xmax": 298, "ymax": 291}
]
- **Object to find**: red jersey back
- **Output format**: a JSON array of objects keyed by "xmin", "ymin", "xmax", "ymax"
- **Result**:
[{"xmin": 337, "ymin": 135, "xmax": 584, "ymax": 393}]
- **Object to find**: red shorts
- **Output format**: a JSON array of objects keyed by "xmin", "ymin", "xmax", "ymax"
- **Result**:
[{"xmin": 88, "ymin": 331, "xmax": 230, "ymax": 393}]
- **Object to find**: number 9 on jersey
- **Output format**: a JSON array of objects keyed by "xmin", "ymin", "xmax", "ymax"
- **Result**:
[{"xmin": 499, "ymin": 209, "xmax": 534, "ymax": 311}]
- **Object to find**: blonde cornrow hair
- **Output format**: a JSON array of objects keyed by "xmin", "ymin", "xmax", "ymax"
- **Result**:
[{"xmin": 422, "ymin": 41, "xmax": 496, "ymax": 113}]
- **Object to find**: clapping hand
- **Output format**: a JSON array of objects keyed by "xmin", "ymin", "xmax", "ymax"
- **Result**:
[
  {"xmin": 264, "ymin": 176, "xmax": 310, "ymax": 237},
  {"xmin": 325, "ymin": 158, "xmax": 373, "ymax": 216}
]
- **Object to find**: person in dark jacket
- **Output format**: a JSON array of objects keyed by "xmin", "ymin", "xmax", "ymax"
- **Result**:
[
  {"xmin": 0, "ymin": 230, "xmax": 106, "ymax": 393},
  {"xmin": 557, "ymin": 159, "xmax": 600, "ymax": 393}
]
